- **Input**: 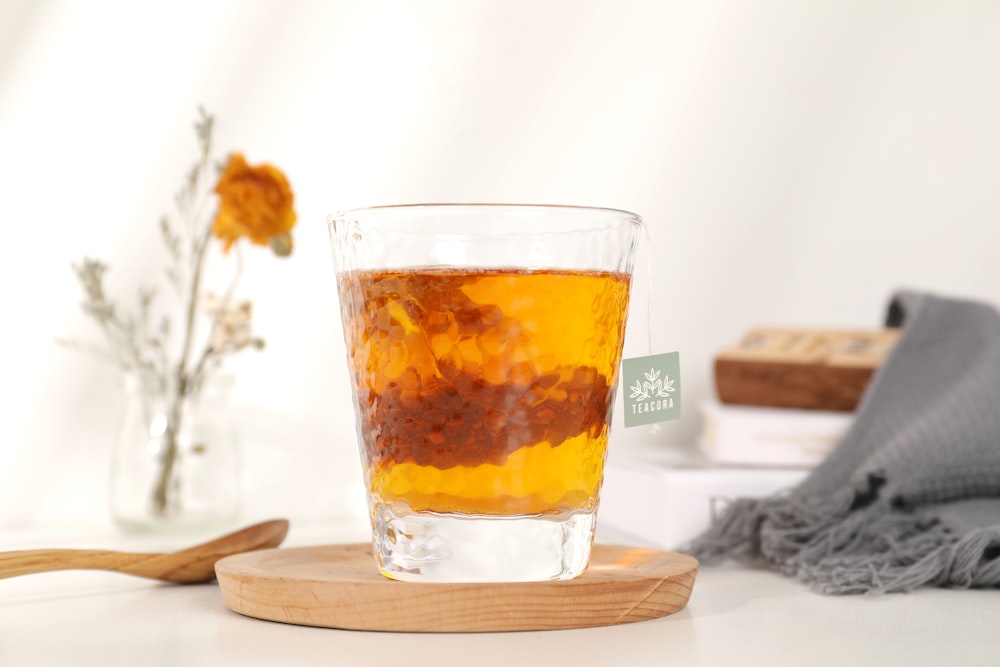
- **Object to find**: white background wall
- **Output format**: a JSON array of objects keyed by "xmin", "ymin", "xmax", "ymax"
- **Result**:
[{"xmin": 2, "ymin": 0, "xmax": 999, "ymax": 529}]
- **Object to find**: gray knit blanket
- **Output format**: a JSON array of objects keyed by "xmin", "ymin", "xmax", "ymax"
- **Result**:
[{"xmin": 684, "ymin": 291, "xmax": 1000, "ymax": 594}]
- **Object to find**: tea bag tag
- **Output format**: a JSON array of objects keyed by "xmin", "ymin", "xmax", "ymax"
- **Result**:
[
  {"xmin": 622, "ymin": 220, "xmax": 680, "ymax": 431},
  {"xmin": 622, "ymin": 351, "xmax": 681, "ymax": 428}
]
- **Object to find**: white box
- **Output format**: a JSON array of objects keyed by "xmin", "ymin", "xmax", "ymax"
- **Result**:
[{"xmin": 598, "ymin": 445, "xmax": 808, "ymax": 550}]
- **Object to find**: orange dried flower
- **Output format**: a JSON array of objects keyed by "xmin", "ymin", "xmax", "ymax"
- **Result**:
[{"xmin": 212, "ymin": 153, "xmax": 296, "ymax": 254}]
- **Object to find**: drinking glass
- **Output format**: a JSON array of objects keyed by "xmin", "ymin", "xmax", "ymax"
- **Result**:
[{"xmin": 328, "ymin": 204, "xmax": 641, "ymax": 582}]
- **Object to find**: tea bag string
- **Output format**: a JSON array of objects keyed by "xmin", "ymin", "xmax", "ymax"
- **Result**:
[
  {"xmin": 640, "ymin": 218, "xmax": 654, "ymax": 357},
  {"xmin": 638, "ymin": 218, "xmax": 662, "ymax": 436}
]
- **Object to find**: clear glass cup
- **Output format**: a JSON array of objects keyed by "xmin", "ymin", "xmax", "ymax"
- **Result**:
[{"xmin": 328, "ymin": 204, "xmax": 641, "ymax": 582}]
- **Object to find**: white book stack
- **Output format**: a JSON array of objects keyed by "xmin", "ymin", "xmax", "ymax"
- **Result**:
[{"xmin": 697, "ymin": 400, "xmax": 853, "ymax": 468}]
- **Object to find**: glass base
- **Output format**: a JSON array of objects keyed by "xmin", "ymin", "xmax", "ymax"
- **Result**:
[{"xmin": 371, "ymin": 503, "xmax": 596, "ymax": 583}]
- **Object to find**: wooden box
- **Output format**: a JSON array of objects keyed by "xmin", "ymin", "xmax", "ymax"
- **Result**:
[{"xmin": 714, "ymin": 327, "xmax": 900, "ymax": 412}]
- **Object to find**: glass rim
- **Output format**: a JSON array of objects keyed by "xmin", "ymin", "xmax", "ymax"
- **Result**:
[{"xmin": 327, "ymin": 203, "xmax": 643, "ymax": 230}]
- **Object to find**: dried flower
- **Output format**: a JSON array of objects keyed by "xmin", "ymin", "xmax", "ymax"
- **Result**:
[
  {"xmin": 203, "ymin": 292, "xmax": 264, "ymax": 353},
  {"xmin": 62, "ymin": 109, "xmax": 296, "ymax": 519},
  {"xmin": 212, "ymin": 153, "xmax": 296, "ymax": 254}
]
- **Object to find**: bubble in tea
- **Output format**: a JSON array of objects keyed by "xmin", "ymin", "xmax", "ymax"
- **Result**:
[{"xmin": 336, "ymin": 267, "xmax": 631, "ymax": 519}]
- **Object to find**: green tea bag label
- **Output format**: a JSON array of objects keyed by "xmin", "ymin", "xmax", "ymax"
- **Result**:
[{"xmin": 622, "ymin": 351, "xmax": 681, "ymax": 427}]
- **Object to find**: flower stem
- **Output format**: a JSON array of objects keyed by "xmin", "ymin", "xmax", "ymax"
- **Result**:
[
  {"xmin": 151, "ymin": 225, "xmax": 213, "ymax": 517},
  {"xmin": 189, "ymin": 242, "xmax": 244, "ymax": 386},
  {"xmin": 152, "ymin": 396, "xmax": 184, "ymax": 517}
]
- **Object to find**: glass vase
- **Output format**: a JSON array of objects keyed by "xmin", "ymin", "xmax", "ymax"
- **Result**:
[{"xmin": 109, "ymin": 373, "xmax": 241, "ymax": 533}]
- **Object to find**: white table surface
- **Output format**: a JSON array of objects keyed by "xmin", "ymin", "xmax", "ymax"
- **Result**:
[{"xmin": 1, "ymin": 519, "xmax": 997, "ymax": 667}]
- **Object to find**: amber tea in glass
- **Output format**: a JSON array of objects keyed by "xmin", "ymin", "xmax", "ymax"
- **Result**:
[{"xmin": 328, "ymin": 205, "xmax": 641, "ymax": 582}]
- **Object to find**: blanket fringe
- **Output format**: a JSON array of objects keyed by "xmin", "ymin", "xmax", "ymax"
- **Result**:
[{"xmin": 682, "ymin": 492, "xmax": 1000, "ymax": 594}]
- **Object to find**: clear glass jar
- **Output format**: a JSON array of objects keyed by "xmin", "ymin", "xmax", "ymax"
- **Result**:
[{"xmin": 109, "ymin": 372, "xmax": 240, "ymax": 533}]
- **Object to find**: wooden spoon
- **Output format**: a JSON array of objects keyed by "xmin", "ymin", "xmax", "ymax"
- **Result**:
[{"xmin": 0, "ymin": 519, "xmax": 289, "ymax": 584}]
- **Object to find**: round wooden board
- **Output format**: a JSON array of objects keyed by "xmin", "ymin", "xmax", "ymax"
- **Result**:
[{"xmin": 215, "ymin": 543, "xmax": 698, "ymax": 633}]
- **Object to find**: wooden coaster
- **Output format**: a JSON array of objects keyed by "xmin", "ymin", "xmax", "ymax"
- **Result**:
[{"xmin": 215, "ymin": 543, "xmax": 698, "ymax": 633}]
